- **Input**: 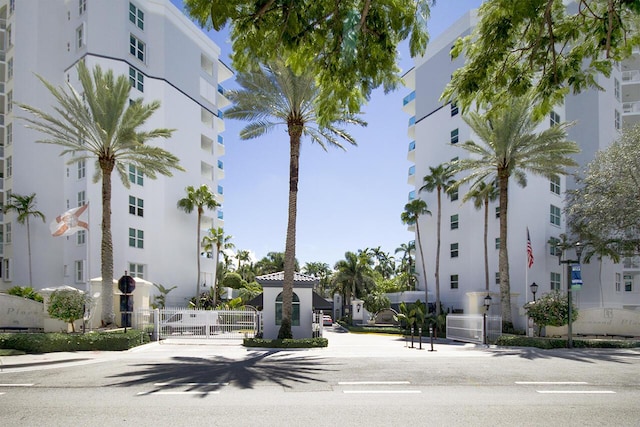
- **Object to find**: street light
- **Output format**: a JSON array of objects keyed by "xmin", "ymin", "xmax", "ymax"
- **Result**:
[
  {"xmin": 483, "ymin": 294, "xmax": 492, "ymax": 345},
  {"xmin": 530, "ymin": 282, "xmax": 538, "ymax": 302},
  {"xmin": 557, "ymin": 242, "xmax": 583, "ymax": 348}
]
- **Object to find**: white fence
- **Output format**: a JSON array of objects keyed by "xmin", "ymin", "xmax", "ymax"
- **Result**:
[
  {"xmin": 446, "ymin": 314, "xmax": 502, "ymax": 345},
  {"xmin": 134, "ymin": 308, "xmax": 260, "ymax": 340}
]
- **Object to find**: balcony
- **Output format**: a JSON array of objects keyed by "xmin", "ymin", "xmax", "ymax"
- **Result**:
[
  {"xmin": 216, "ymin": 159, "xmax": 225, "ymax": 180},
  {"xmin": 402, "ymin": 91, "xmax": 415, "ymax": 115},
  {"xmin": 407, "ymin": 140, "xmax": 415, "ymax": 162},
  {"xmin": 216, "ymin": 84, "xmax": 230, "ymax": 109},
  {"xmin": 622, "ymin": 70, "xmax": 640, "ymax": 83},
  {"xmin": 216, "ymin": 134, "xmax": 225, "ymax": 156},
  {"xmin": 408, "ymin": 190, "xmax": 415, "ymax": 200},
  {"xmin": 407, "ymin": 116, "xmax": 415, "ymax": 139},
  {"xmin": 623, "ymin": 101, "xmax": 640, "ymax": 114},
  {"xmin": 407, "ymin": 165, "xmax": 415, "ymax": 185}
]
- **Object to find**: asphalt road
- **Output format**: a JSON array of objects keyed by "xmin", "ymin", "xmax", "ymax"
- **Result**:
[{"xmin": 1, "ymin": 329, "xmax": 639, "ymax": 426}]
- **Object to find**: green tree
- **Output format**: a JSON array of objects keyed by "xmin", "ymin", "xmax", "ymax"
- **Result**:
[
  {"xmin": 3, "ymin": 193, "xmax": 46, "ymax": 286},
  {"xmin": 151, "ymin": 283, "xmax": 178, "ymax": 309},
  {"xmin": 524, "ymin": 292, "xmax": 579, "ymax": 336},
  {"xmin": 465, "ymin": 180, "xmax": 499, "ymax": 291},
  {"xmin": 395, "ymin": 241, "xmax": 416, "ymax": 290},
  {"xmin": 568, "ymin": 123, "xmax": 640, "ymax": 255},
  {"xmin": 370, "ymin": 246, "xmax": 395, "ymax": 280},
  {"xmin": 7, "ymin": 286, "xmax": 44, "ymax": 303},
  {"xmin": 363, "ymin": 292, "xmax": 391, "ymax": 321},
  {"xmin": 396, "ymin": 300, "xmax": 426, "ymax": 332},
  {"xmin": 225, "ymin": 62, "xmax": 365, "ymax": 339},
  {"xmin": 222, "ymin": 271, "xmax": 245, "ymax": 290},
  {"xmin": 401, "ymin": 199, "xmax": 432, "ymax": 306},
  {"xmin": 19, "ymin": 62, "xmax": 183, "ymax": 326},
  {"xmin": 202, "ymin": 227, "xmax": 235, "ymax": 303},
  {"xmin": 301, "ymin": 261, "xmax": 332, "ymax": 297},
  {"xmin": 47, "ymin": 289, "xmax": 88, "ymax": 333},
  {"xmin": 177, "ymin": 184, "xmax": 220, "ymax": 304},
  {"xmin": 332, "ymin": 251, "xmax": 377, "ymax": 319},
  {"xmin": 420, "ymin": 164, "xmax": 455, "ymax": 316},
  {"xmin": 183, "ymin": 0, "xmax": 431, "ymax": 123},
  {"xmin": 452, "ymin": 96, "xmax": 579, "ymax": 327},
  {"xmin": 255, "ymin": 251, "xmax": 300, "ymax": 275},
  {"xmin": 442, "ymin": 0, "xmax": 640, "ymax": 117}
]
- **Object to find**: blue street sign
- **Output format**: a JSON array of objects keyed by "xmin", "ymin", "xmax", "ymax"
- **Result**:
[{"xmin": 571, "ymin": 264, "xmax": 583, "ymax": 290}]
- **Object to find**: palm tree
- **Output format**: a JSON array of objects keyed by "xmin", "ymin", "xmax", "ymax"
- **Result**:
[
  {"xmin": 453, "ymin": 96, "xmax": 579, "ymax": 327},
  {"xmin": 395, "ymin": 241, "xmax": 416, "ymax": 290},
  {"xmin": 224, "ymin": 61, "xmax": 365, "ymax": 338},
  {"xmin": 302, "ymin": 261, "xmax": 332, "ymax": 296},
  {"xmin": 18, "ymin": 62, "xmax": 183, "ymax": 326},
  {"xmin": 235, "ymin": 250, "xmax": 251, "ymax": 280},
  {"xmin": 465, "ymin": 181, "xmax": 499, "ymax": 291},
  {"xmin": 201, "ymin": 227, "xmax": 235, "ymax": 303},
  {"xmin": 332, "ymin": 251, "xmax": 376, "ymax": 319},
  {"xmin": 420, "ymin": 164, "xmax": 455, "ymax": 316},
  {"xmin": 401, "ymin": 199, "xmax": 432, "ymax": 307},
  {"xmin": 3, "ymin": 193, "xmax": 45, "ymax": 286},
  {"xmin": 177, "ymin": 184, "xmax": 220, "ymax": 303}
]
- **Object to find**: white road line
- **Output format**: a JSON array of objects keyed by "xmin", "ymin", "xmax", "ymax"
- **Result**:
[
  {"xmin": 0, "ymin": 392, "xmax": 4, "ymax": 395},
  {"xmin": 153, "ymin": 382, "xmax": 228, "ymax": 386},
  {"xmin": 0, "ymin": 384, "xmax": 34, "ymax": 387},
  {"xmin": 537, "ymin": 390, "xmax": 616, "ymax": 394},
  {"xmin": 137, "ymin": 391, "xmax": 220, "ymax": 396},
  {"xmin": 343, "ymin": 390, "xmax": 421, "ymax": 394},
  {"xmin": 516, "ymin": 381, "xmax": 588, "ymax": 385},
  {"xmin": 339, "ymin": 381, "xmax": 411, "ymax": 385}
]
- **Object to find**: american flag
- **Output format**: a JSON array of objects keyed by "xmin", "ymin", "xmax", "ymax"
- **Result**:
[{"xmin": 526, "ymin": 227, "xmax": 534, "ymax": 268}]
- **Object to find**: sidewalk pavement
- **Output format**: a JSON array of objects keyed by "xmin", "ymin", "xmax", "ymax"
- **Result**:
[{"xmin": 0, "ymin": 326, "xmax": 487, "ymax": 372}]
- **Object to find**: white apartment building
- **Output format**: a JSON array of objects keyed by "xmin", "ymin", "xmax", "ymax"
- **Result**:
[
  {"xmin": 404, "ymin": 10, "xmax": 638, "ymax": 330},
  {"xmin": 0, "ymin": 0, "xmax": 231, "ymax": 306}
]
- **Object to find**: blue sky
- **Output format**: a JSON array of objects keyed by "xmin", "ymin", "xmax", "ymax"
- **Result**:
[{"xmin": 171, "ymin": 0, "xmax": 483, "ymax": 267}]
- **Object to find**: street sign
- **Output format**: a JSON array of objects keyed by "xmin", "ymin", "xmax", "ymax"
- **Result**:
[
  {"xmin": 571, "ymin": 264, "xmax": 583, "ymax": 290},
  {"xmin": 118, "ymin": 272, "xmax": 136, "ymax": 294}
]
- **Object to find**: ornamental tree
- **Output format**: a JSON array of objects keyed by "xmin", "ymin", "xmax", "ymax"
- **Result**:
[
  {"xmin": 524, "ymin": 292, "xmax": 578, "ymax": 336},
  {"xmin": 48, "ymin": 289, "xmax": 89, "ymax": 333}
]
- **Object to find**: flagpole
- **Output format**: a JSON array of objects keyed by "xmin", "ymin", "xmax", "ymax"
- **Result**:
[{"xmin": 86, "ymin": 202, "xmax": 90, "ymax": 294}]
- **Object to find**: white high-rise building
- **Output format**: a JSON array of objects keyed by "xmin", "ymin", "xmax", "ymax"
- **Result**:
[
  {"xmin": 404, "ymin": 10, "xmax": 638, "ymax": 329},
  {"xmin": 0, "ymin": 0, "xmax": 231, "ymax": 306}
]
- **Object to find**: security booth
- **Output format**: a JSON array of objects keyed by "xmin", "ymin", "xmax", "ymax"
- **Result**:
[{"xmin": 256, "ymin": 271, "xmax": 318, "ymax": 339}]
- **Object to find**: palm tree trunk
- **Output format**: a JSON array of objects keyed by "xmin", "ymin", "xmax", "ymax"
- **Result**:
[
  {"xmin": 416, "ymin": 224, "xmax": 428, "ymax": 308},
  {"xmin": 498, "ymin": 171, "xmax": 512, "ymax": 327},
  {"xmin": 281, "ymin": 122, "xmax": 302, "ymax": 338},
  {"xmin": 435, "ymin": 189, "xmax": 442, "ymax": 316},
  {"xmin": 26, "ymin": 219, "xmax": 33, "ymax": 286},
  {"xmin": 196, "ymin": 209, "xmax": 202, "ymax": 305},
  {"xmin": 214, "ymin": 243, "xmax": 221, "ymax": 304},
  {"xmin": 484, "ymin": 198, "xmax": 489, "ymax": 291},
  {"xmin": 100, "ymin": 162, "xmax": 115, "ymax": 326}
]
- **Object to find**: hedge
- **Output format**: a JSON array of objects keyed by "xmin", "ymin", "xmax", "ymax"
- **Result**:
[
  {"xmin": 495, "ymin": 334, "xmax": 640, "ymax": 349},
  {"xmin": 243, "ymin": 337, "xmax": 328, "ymax": 348},
  {"xmin": 0, "ymin": 330, "xmax": 150, "ymax": 353}
]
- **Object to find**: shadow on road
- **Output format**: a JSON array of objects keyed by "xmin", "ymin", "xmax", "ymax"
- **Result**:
[
  {"xmin": 107, "ymin": 350, "xmax": 338, "ymax": 396},
  {"xmin": 487, "ymin": 347, "xmax": 639, "ymax": 364}
]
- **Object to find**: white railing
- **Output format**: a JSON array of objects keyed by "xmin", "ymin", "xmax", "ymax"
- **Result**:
[
  {"xmin": 623, "ymin": 101, "xmax": 640, "ymax": 114},
  {"xmin": 622, "ymin": 70, "xmax": 640, "ymax": 83},
  {"xmin": 446, "ymin": 314, "xmax": 502, "ymax": 344}
]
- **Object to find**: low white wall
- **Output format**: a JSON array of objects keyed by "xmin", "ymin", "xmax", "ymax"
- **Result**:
[
  {"xmin": 0, "ymin": 294, "xmax": 44, "ymax": 330},
  {"xmin": 546, "ymin": 308, "xmax": 640, "ymax": 337}
]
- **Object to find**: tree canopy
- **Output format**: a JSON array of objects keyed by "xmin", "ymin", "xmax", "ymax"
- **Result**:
[
  {"xmin": 442, "ymin": 0, "xmax": 640, "ymax": 117},
  {"xmin": 183, "ymin": 0, "xmax": 432, "ymax": 124}
]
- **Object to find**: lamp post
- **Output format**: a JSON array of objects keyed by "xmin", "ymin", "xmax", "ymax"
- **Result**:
[
  {"xmin": 483, "ymin": 294, "xmax": 492, "ymax": 345},
  {"xmin": 530, "ymin": 282, "xmax": 538, "ymax": 302},
  {"xmin": 557, "ymin": 242, "xmax": 583, "ymax": 349}
]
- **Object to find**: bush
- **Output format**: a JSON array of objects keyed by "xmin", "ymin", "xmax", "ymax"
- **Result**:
[
  {"xmin": 7, "ymin": 286, "xmax": 43, "ymax": 302},
  {"xmin": 524, "ymin": 292, "xmax": 578, "ymax": 335},
  {"xmin": 0, "ymin": 330, "xmax": 149, "ymax": 353},
  {"xmin": 243, "ymin": 337, "xmax": 328, "ymax": 348},
  {"xmin": 48, "ymin": 289, "xmax": 88, "ymax": 332},
  {"xmin": 495, "ymin": 334, "xmax": 640, "ymax": 349}
]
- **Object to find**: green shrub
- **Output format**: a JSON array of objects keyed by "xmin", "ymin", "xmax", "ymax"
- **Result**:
[
  {"xmin": 495, "ymin": 334, "xmax": 640, "ymax": 349},
  {"xmin": 7, "ymin": 286, "xmax": 44, "ymax": 302},
  {"xmin": 243, "ymin": 337, "xmax": 328, "ymax": 348},
  {"xmin": 48, "ymin": 289, "xmax": 88, "ymax": 332},
  {"xmin": 0, "ymin": 330, "xmax": 149, "ymax": 353}
]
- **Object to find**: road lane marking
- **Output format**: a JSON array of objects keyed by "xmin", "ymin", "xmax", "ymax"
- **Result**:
[
  {"xmin": 339, "ymin": 381, "xmax": 411, "ymax": 385},
  {"xmin": 343, "ymin": 390, "xmax": 421, "ymax": 394},
  {"xmin": 516, "ymin": 382, "xmax": 588, "ymax": 385},
  {"xmin": 137, "ymin": 391, "xmax": 220, "ymax": 396},
  {"xmin": 537, "ymin": 390, "xmax": 616, "ymax": 394},
  {"xmin": 0, "ymin": 384, "xmax": 34, "ymax": 387}
]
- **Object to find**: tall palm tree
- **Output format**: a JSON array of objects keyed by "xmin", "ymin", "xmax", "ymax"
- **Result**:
[
  {"xmin": 465, "ymin": 180, "xmax": 499, "ymax": 291},
  {"xmin": 302, "ymin": 261, "xmax": 332, "ymax": 296},
  {"xmin": 420, "ymin": 164, "xmax": 455, "ymax": 316},
  {"xmin": 3, "ymin": 193, "xmax": 45, "ymax": 286},
  {"xmin": 453, "ymin": 96, "xmax": 579, "ymax": 327},
  {"xmin": 395, "ymin": 240, "xmax": 416, "ymax": 290},
  {"xmin": 401, "ymin": 199, "xmax": 432, "ymax": 307},
  {"xmin": 202, "ymin": 226, "xmax": 235, "ymax": 303},
  {"xmin": 332, "ymin": 251, "xmax": 376, "ymax": 318},
  {"xmin": 18, "ymin": 62, "xmax": 183, "ymax": 325},
  {"xmin": 177, "ymin": 184, "xmax": 220, "ymax": 303},
  {"xmin": 235, "ymin": 249, "xmax": 251, "ymax": 280},
  {"xmin": 225, "ymin": 61, "xmax": 365, "ymax": 338}
]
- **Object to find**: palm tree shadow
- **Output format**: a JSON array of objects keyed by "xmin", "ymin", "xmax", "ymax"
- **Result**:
[
  {"xmin": 488, "ymin": 347, "xmax": 637, "ymax": 364},
  {"xmin": 107, "ymin": 350, "xmax": 337, "ymax": 397}
]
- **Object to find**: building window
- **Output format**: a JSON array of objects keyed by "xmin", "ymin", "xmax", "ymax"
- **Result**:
[
  {"xmin": 549, "ymin": 237, "xmax": 561, "ymax": 256},
  {"xmin": 9, "ymin": 0, "xmax": 15, "ymax": 14},
  {"xmin": 75, "ymin": 260, "xmax": 84, "ymax": 282},
  {"xmin": 551, "ymin": 272, "xmax": 561, "ymax": 291},
  {"xmin": 129, "ymin": 66, "xmax": 144, "ymax": 92},
  {"xmin": 495, "ymin": 238, "xmax": 500, "ymax": 250},
  {"xmin": 3, "ymin": 259, "xmax": 12, "ymax": 281},
  {"xmin": 79, "ymin": 0, "xmax": 86, "ymax": 15},
  {"xmin": 550, "ymin": 110, "xmax": 560, "ymax": 126},
  {"xmin": 129, "ymin": 228, "xmax": 144, "ymax": 248},
  {"xmin": 615, "ymin": 109, "xmax": 621, "ymax": 130},
  {"xmin": 495, "ymin": 206, "xmax": 500, "ymax": 218},
  {"xmin": 451, "ymin": 102, "xmax": 458, "ymax": 116},
  {"xmin": 6, "ymin": 123, "xmax": 12, "ymax": 146},
  {"xmin": 550, "ymin": 175, "xmax": 560, "ymax": 195},
  {"xmin": 77, "ymin": 191, "xmax": 86, "ymax": 207},
  {"xmin": 5, "ymin": 223, "xmax": 11, "ymax": 244},
  {"xmin": 129, "ymin": 34, "xmax": 145, "ymax": 62},
  {"xmin": 614, "ymin": 78, "xmax": 620, "ymax": 102},
  {"xmin": 76, "ymin": 24, "xmax": 84, "ymax": 49},
  {"xmin": 450, "ymin": 274, "xmax": 459, "ymax": 289},
  {"xmin": 6, "ymin": 156, "xmax": 12, "ymax": 178},
  {"xmin": 77, "ymin": 159, "xmax": 86, "ymax": 179},
  {"xmin": 615, "ymin": 273, "xmax": 621, "ymax": 292},
  {"xmin": 129, "ymin": 196, "xmax": 143, "ymax": 217},
  {"xmin": 450, "ymin": 214, "xmax": 459, "ymax": 230},
  {"xmin": 450, "ymin": 128, "xmax": 459, "ymax": 144},
  {"xmin": 450, "ymin": 243, "xmax": 459, "ymax": 258},
  {"xmin": 129, "ymin": 165, "xmax": 143, "ymax": 186},
  {"xmin": 275, "ymin": 292, "xmax": 300, "ymax": 326},
  {"xmin": 7, "ymin": 91, "xmax": 12, "ymax": 113},
  {"xmin": 449, "ymin": 187, "xmax": 459, "ymax": 201},
  {"xmin": 129, "ymin": 263, "xmax": 145, "ymax": 279},
  {"xmin": 495, "ymin": 272, "xmax": 500, "ymax": 285},
  {"xmin": 7, "ymin": 25, "xmax": 12, "ymax": 47},
  {"xmin": 624, "ymin": 275, "xmax": 633, "ymax": 292},
  {"xmin": 77, "ymin": 230, "xmax": 86, "ymax": 245},
  {"xmin": 7, "ymin": 57, "xmax": 13, "ymax": 80},
  {"xmin": 129, "ymin": 2, "xmax": 144, "ymax": 30},
  {"xmin": 550, "ymin": 204, "xmax": 561, "ymax": 226}
]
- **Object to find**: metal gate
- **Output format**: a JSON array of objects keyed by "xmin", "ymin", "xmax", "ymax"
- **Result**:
[
  {"xmin": 446, "ymin": 314, "xmax": 502, "ymax": 344},
  {"xmin": 135, "ymin": 307, "xmax": 261, "ymax": 340}
]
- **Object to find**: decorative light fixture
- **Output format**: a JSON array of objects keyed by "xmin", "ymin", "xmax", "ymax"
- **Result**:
[{"xmin": 530, "ymin": 282, "xmax": 538, "ymax": 302}]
